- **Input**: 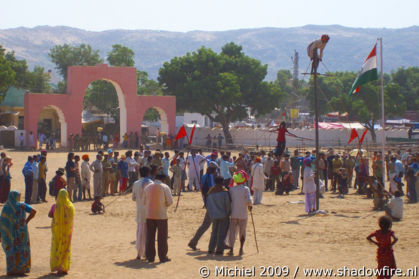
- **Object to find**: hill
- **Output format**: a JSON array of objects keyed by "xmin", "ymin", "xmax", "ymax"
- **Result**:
[{"xmin": 0, "ymin": 25, "xmax": 418, "ymax": 81}]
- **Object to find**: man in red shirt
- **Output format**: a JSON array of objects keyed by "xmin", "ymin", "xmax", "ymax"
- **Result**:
[{"xmin": 271, "ymin": 122, "xmax": 296, "ymax": 157}]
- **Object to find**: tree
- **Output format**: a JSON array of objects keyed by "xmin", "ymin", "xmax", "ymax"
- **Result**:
[
  {"xmin": 0, "ymin": 46, "xmax": 16, "ymax": 95},
  {"xmin": 49, "ymin": 44, "xmax": 103, "ymax": 81},
  {"xmin": 84, "ymin": 80, "xmax": 119, "ymax": 123},
  {"xmin": 0, "ymin": 46, "xmax": 51, "ymax": 95},
  {"xmin": 390, "ymin": 67, "xmax": 419, "ymax": 112},
  {"xmin": 305, "ymin": 71, "xmax": 408, "ymax": 142},
  {"xmin": 107, "ymin": 44, "xmax": 135, "ymax": 67},
  {"xmin": 24, "ymin": 66, "xmax": 51, "ymax": 92},
  {"xmin": 137, "ymin": 70, "xmax": 163, "ymax": 96},
  {"xmin": 159, "ymin": 42, "xmax": 284, "ymax": 143}
]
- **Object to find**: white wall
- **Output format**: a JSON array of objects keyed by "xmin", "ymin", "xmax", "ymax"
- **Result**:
[
  {"xmin": 182, "ymin": 113, "xmax": 210, "ymax": 127},
  {"xmin": 189, "ymin": 127, "xmax": 409, "ymax": 148}
]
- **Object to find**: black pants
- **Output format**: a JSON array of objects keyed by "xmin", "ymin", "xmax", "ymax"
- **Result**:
[
  {"xmin": 146, "ymin": 219, "xmax": 168, "ymax": 262},
  {"xmin": 276, "ymin": 141, "xmax": 286, "ymax": 156},
  {"xmin": 189, "ymin": 211, "xmax": 211, "ymax": 247},
  {"xmin": 38, "ymin": 178, "xmax": 47, "ymax": 201},
  {"xmin": 24, "ymin": 175, "xmax": 33, "ymax": 204}
]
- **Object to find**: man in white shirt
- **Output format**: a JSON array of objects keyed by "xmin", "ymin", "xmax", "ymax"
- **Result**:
[
  {"xmin": 385, "ymin": 191, "xmax": 403, "ymax": 221},
  {"xmin": 187, "ymin": 150, "xmax": 206, "ymax": 191},
  {"xmin": 81, "ymin": 154, "xmax": 92, "ymax": 200},
  {"xmin": 132, "ymin": 166, "xmax": 153, "ymax": 260},
  {"xmin": 126, "ymin": 150, "xmax": 138, "ymax": 190},
  {"xmin": 307, "ymin": 34, "xmax": 330, "ymax": 74},
  {"xmin": 227, "ymin": 171, "xmax": 253, "ymax": 256},
  {"xmin": 144, "ymin": 174, "xmax": 173, "ymax": 263}
]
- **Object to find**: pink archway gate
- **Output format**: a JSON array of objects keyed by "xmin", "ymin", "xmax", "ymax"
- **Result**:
[{"xmin": 24, "ymin": 64, "xmax": 176, "ymax": 147}]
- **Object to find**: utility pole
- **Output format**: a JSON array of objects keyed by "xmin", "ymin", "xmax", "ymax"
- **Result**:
[
  {"xmin": 307, "ymin": 34, "xmax": 330, "ymax": 212},
  {"xmin": 313, "ymin": 65, "xmax": 320, "ymax": 211},
  {"xmin": 291, "ymin": 50, "xmax": 299, "ymax": 89}
]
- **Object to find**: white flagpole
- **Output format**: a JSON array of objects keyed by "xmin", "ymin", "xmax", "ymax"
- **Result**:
[{"xmin": 379, "ymin": 38, "xmax": 386, "ymax": 183}]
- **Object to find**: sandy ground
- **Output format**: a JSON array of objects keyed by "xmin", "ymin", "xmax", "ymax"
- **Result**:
[{"xmin": 0, "ymin": 149, "xmax": 418, "ymax": 279}]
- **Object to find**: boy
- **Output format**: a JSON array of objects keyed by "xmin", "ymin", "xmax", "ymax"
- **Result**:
[{"xmin": 170, "ymin": 160, "xmax": 182, "ymax": 196}]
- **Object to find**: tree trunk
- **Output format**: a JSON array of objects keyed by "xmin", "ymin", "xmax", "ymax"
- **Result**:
[
  {"xmin": 365, "ymin": 122, "xmax": 377, "ymax": 143},
  {"xmin": 220, "ymin": 121, "xmax": 233, "ymax": 144}
]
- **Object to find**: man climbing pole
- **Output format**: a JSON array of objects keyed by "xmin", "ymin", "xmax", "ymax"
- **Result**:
[{"xmin": 307, "ymin": 34, "xmax": 330, "ymax": 74}]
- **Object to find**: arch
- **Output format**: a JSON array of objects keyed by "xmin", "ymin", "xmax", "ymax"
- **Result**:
[
  {"xmin": 136, "ymin": 95, "xmax": 176, "ymax": 138},
  {"xmin": 38, "ymin": 105, "xmax": 68, "ymax": 146},
  {"xmin": 24, "ymin": 65, "xmax": 176, "ymax": 148},
  {"xmin": 83, "ymin": 78, "xmax": 128, "ymax": 140},
  {"xmin": 142, "ymin": 106, "xmax": 169, "ymax": 134}
]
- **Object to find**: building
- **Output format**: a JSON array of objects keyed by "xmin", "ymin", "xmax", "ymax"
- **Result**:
[
  {"xmin": 176, "ymin": 112, "xmax": 213, "ymax": 127},
  {"xmin": 0, "ymin": 87, "xmax": 60, "ymax": 133}
]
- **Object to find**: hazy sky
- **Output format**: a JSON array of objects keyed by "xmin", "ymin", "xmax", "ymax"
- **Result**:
[{"xmin": 2, "ymin": 0, "xmax": 418, "ymax": 31}]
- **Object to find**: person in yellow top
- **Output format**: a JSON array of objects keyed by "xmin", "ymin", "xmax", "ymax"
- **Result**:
[
  {"xmin": 332, "ymin": 154, "xmax": 343, "ymax": 192},
  {"xmin": 49, "ymin": 189, "xmax": 75, "ymax": 275}
]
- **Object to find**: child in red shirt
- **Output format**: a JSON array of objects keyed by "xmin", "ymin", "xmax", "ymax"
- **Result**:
[{"xmin": 367, "ymin": 216, "xmax": 398, "ymax": 279}]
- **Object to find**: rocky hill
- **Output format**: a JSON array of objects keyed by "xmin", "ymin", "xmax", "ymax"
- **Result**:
[{"xmin": 0, "ymin": 25, "xmax": 418, "ymax": 81}]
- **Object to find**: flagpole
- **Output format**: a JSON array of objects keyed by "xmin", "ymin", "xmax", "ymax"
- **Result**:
[{"xmin": 378, "ymin": 38, "xmax": 386, "ymax": 184}]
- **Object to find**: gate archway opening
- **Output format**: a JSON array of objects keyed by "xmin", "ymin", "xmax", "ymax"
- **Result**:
[
  {"xmin": 82, "ymin": 79, "xmax": 127, "ymax": 149},
  {"xmin": 141, "ymin": 107, "xmax": 169, "ymax": 145},
  {"xmin": 37, "ymin": 105, "xmax": 67, "ymax": 148}
]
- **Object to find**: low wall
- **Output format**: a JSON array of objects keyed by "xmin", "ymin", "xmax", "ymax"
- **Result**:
[{"xmin": 189, "ymin": 127, "xmax": 408, "ymax": 148}]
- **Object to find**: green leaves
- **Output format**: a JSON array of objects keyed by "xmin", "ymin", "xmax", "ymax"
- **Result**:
[
  {"xmin": 158, "ymin": 42, "xmax": 284, "ymax": 143},
  {"xmin": 0, "ymin": 47, "xmax": 16, "ymax": 94},
  {"xmin": 305, "ymin": 68, "xmax": 418, "ymax": 132},
  {"xmin": 107, "ymin": 44, "xmax": 135, "ymax": 67},
  {"xmin": 0, "ymin": 46, "xmax": 51, "ymax": 95},
  {"xmin": 49, "ymin": 44, "xmax": 103, "ymax": 80}
]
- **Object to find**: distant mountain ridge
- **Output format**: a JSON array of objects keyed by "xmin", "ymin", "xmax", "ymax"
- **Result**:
[{"xmin": 0, "ymin": 25, "xmax": 418, "ymax": 82}]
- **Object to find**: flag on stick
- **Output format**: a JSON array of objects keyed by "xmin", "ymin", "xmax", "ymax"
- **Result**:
[
  {"xmin": 348, "ymin": 44, "xmax": 378, "ymax": 95},
  {"xmin": 348, "ymin": 128, "xmax": 359, "ymax": 144},
  {"xmin": 188, "ymin": 124, "xmax": 196, "ymax": 145},
  {"xmin": 175, "ymin": 126, "xmax": 187, "ymax": 141},
  {"xmin": 358, "ymin": 128, "xmax": 368, "ymax": 145}
]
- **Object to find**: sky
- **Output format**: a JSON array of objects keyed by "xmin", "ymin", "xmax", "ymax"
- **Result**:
[{"xmin": 2, "ymin": 0, "xmax": 418, "ymax": 32}]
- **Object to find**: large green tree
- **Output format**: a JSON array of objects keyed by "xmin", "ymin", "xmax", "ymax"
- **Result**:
[
  {"xmin": 0, "ymin": 46, "xmax": 50, "ymax": 95},
  {"xmin": 49, "ymin": 44, "xmax": 103, "ymax": 81},
  {"xmin": 158, "ymin": 42, "xmax": 284, "ymax": 143},
  {"xmin": 107, "ymin": 44, "xmax": 135, "ymax": 67},
  {"xmin": 0, "ymin": 46, "xmax": 15, "ymax": 95},
  {"xmin": 390, "ymin": 67, "xmax": 419, "ymax": 112}
]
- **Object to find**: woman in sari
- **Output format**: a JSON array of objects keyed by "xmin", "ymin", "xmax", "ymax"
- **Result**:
[
  {"xmin": 0, "ymin": 156, "xmax": 13, "ymax": 203},
  {"xmin": 49, "ymin": 189, "xmax": 75, "ymax": 275},
  {"xmin": 0, "ymin": 191, "xmax": 36, "ymax": 276}
]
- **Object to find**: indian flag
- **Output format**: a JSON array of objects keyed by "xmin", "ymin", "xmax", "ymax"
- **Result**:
[{"xmin": 348, "ymin": 44, "xmax": 378, "ymax": 95}]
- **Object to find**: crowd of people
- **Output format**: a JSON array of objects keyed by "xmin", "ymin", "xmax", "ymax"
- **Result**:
[{"xmin": 0, "ymin": 143, "xmax": 417, "ymax": 276}]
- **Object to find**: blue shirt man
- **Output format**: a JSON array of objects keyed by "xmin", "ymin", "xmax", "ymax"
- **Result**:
[
  {"xmin": 162, "ymin": 153, "xmax": 170, "ymax": 176},
  {"xmin": 118, "ymin": 158, "xmax": 129, "ymax": 178},
  {"xmin": 220, "ymin": 156, "xmax": 235, "ymax": 180}
]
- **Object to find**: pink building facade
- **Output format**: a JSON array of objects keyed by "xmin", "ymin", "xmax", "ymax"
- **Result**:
[{"xmin": 24, "ymin": 64, "xmax": 176, "ymax": 147}]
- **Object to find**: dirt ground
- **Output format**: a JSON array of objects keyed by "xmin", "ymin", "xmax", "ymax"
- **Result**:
[{"xmin": 0, "ymin": 149, "xmax": 418, "ymax": 278}]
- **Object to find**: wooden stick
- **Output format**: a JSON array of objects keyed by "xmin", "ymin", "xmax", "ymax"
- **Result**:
[
  {"xmin": 250, "ymin": 209, "xmax": 259, "ymax": 253},
  {"xmin": 174, "ymin": 150, "xmax": 190, "ymax": 213}
]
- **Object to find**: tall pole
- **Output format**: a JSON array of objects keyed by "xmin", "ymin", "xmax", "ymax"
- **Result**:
[
  {"xmin": 314, "ymin": 67, "xmax": 320, "ymax": 210},
  {"xmin": 379, "ymin": 38, "xmax": 386, "ymax": 182}
]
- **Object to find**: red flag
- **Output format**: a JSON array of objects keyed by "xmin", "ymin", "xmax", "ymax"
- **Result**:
[
  {"xmin": 188, "ymin": 124, "xmax": 196, "ymax": 145},
  {"xmin": 175, "ymin": 126, "xmax": 187, "ymax": 141},
  {"xmin": 358, "ymin": 128, "xmax": 368, "ymax": 145},
  {"xmin": 347, "ymin": 128, "xmax": 359, "ymax": 144}
]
